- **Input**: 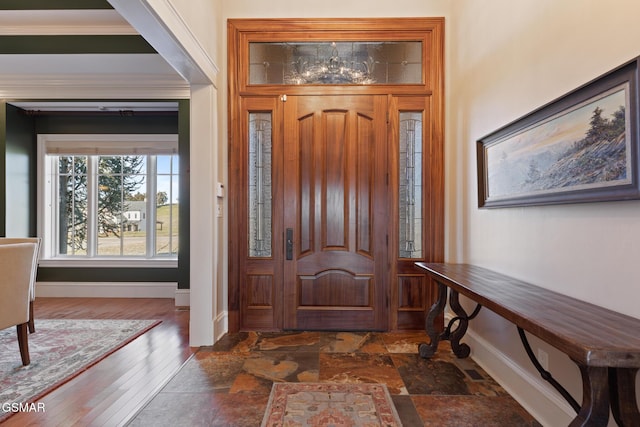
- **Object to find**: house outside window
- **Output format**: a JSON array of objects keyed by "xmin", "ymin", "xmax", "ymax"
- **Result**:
[{"xmin": 38, "ymin": 134, "xmax": 179, "ymax": 267}]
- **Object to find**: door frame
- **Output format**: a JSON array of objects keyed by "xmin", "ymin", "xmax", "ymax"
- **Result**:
[{"xmin": 227, "ymin": 18, "xmax": 445, "ymax": 332}]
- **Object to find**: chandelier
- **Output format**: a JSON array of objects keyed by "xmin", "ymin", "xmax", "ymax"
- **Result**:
[{"xmin": 285, "ymin": 42, "xmax": 377, "ymax": 85}]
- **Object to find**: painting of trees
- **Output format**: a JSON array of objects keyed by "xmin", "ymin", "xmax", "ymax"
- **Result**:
[{"xmin": 480, "ymin": 74, "xmax": 639, "ymax": 208}]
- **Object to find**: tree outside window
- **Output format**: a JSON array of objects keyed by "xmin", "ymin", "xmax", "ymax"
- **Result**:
[{"xmin": 39, "ymin": 134, "xmax": 179, "ymax": 262}]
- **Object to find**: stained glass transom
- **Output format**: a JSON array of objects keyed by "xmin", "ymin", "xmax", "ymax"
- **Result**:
[{"xmin": 249, "ymin": 41, "xmax": 422, "ymax": 85}]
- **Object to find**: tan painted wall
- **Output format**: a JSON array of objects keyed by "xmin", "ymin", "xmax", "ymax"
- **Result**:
[
  {"xmin": 211, "ymin": 0, "xmax": 640, "ymax": 422},
  {"xmin": 164, "ymin": 0, "xmax": 221, "ymax": 64},
  {"xmin": 450, "ymin": 0, "xmax": 640, "ymax": 424}
]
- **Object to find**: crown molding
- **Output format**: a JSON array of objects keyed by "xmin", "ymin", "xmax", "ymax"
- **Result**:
[
  {"xmin": 146, "ymin": 0, "xmax": 218, "ymax": 82},
  {"xmin": 110, "ymin": 0, "xmax": 218, "ymax": 85}
]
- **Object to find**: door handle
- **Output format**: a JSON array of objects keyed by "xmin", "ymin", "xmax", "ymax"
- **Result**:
[{"xmin": 286, "ymin": 228, "xmax": 293, "ymax": 260}]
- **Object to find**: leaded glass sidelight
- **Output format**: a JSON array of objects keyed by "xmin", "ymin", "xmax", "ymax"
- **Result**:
[
  {"xmin": 248, "ymin": 113, "xmax": 273, "ymax": 257},
  {"xmin": 399, "ymin": 112, "xmax": 423, "ymax": 259}
]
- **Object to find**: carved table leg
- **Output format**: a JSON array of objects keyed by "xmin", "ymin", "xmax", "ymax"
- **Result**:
[
  {"xmin": 447, "ymin": 290, "xmax": 471, "ymax": 358},
  {"xmin": 419, "ymin": 281, "xmax": 447, "ymax": 359},
  {"xmin": 569, "ymin": 365, "xmax": 610, "ymax": 427},
  {"xmin": 609, "ymin": 367, "xmax": 640, "ymax": 427}
]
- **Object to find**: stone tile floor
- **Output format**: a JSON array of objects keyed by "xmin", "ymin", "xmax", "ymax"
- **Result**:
[{"xmin": 128, "ymin": 330, "xmax": 541, "ymax": 426}]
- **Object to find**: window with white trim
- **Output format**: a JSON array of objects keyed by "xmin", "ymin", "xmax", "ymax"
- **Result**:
[{"xmin": 38, "ymin": 134, "xmax": 179, "ymax": 266}]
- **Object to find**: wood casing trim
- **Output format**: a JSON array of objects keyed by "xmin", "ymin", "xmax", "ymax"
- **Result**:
[{"xmin": 228, "ymin": 18, "xmax": 445, "ymax": 331}]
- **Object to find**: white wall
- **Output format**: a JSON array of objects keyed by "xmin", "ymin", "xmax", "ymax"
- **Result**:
[
  {"xmin": 115, "ymin": 0, "xmax": 223, "ymax": 345},
  {"xmin": 449, "ymin": 0, "xmax": 640, "ymax": 424}
]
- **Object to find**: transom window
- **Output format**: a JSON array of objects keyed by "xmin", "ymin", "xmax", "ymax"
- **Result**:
[
  {"xmin": 38, "ymin": 134, "xmax": 178, "ymax": 266},
  {"xmin": 249, "ymin": 41, "xmax": 423, "ymax": 85}
]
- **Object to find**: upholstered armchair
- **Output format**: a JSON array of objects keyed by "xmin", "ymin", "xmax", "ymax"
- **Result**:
[
  {"xmin": 0, "ymin": 242, "xmax": 39, "ymax": 366},
  {"xmin": 0, "ymin": 237, "xmax": 40, "ymax": 333}
]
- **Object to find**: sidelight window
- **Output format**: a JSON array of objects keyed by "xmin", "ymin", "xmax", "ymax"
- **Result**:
[
  {"xmin": 398, "ymin": 112, "xmax": 423, "ymax": 259},
  {"xmin": 248, "ymin": 113, "xmax": 273, "ymax": 257}
]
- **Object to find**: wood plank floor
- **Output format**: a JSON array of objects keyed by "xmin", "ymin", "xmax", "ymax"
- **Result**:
[{"xmin": 2, "ymin": 297, "xmax": 193, "ymax": 427}]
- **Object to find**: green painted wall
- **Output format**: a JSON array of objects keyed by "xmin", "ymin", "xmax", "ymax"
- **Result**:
[
  {"xmin": 0, "ymin": 101, "xmax": 5, "ymax": 237},
  {"xmin": 1, "ymin": 101, "xmax": 190, "ymax": 288},
  {"xmin": 33, "ymin": 111, "xmax": 178, "ymax": 134},
  {"xmin": 177, "ymin": 100, "xmax": 190, "ymax": 290},
  {"xmin": 5, "ymin": 104, "xmax": 37, "ymax": 237},
  {"xmin": 0, "ymin": 35, "xmax": 156, "ymax": 54}
]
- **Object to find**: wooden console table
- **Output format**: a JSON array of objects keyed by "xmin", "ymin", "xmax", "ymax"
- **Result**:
[{"xmin": 415, "ymin": 262, "xmax": 640, "ymax": 427}]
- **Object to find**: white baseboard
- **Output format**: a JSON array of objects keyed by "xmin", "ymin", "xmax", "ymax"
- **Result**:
[
  {"xmin": 35, "ymin": 281, "xmax": 177, "ymax": 299},
  {"xmin": 175, "ymin": 288, "xmax": 190, "ymax": 307},
  {"xmin": 462, "ymin": 325, "xmax": 576, "ymax": 426},
  {"xmin": 214, "ymin": 310, "xmax": 228, "ymax": 342}
]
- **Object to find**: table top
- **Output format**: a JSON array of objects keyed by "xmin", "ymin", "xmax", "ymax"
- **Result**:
[{"xmin": 416, "ymin": 262, "xmax": 640, "ymax": 367}]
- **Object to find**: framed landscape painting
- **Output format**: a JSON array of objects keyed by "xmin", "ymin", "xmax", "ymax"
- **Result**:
[{"xmin": 477, "ymin": 56, "xmax": 640, "ymax": 208}]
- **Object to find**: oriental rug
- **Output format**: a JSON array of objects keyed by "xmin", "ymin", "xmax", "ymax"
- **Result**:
[
  {"xmin": 261, "ymin": 382, "xmax": 402, "ymax": 427},
  {"xmin": 0, "ymin": 318, "xmax": 160, "ymax": 421}
]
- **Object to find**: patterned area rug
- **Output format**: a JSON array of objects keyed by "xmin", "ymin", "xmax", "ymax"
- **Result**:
[
  {"xmin": 261, "ymin": 382, "xmax": 402, "ymax": 426},
  {"xmin": 0, "ymin": 318, "xmax": 160, "ymax": 421}
]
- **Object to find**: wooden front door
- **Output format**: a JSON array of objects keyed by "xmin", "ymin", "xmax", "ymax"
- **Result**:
[
  {"xmin": 227, "ymin": 18, "xmax": 445, "ymax": 333},
  {"xmin": 282, "ymin": 95, "xmax": 388, "ymax": 330}
]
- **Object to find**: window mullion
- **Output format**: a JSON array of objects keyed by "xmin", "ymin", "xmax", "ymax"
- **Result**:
[
  {"xmin": 120, "ymin": 165, "xmax": 125, "ymax": 256},
  {"xmin": 168, "ymin": 156, "xmax": 174, "ymax": 255},
  {"xmin": 147, "ymin": 156, "xmax": 157, "ymax": 258},
  {"xmin": 49, "ymin": 156, "xmax": 59, "ymax": 258},
  {"xmin": 87, "ymin": 156, "xmax": 98, "ymax": 257}
]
